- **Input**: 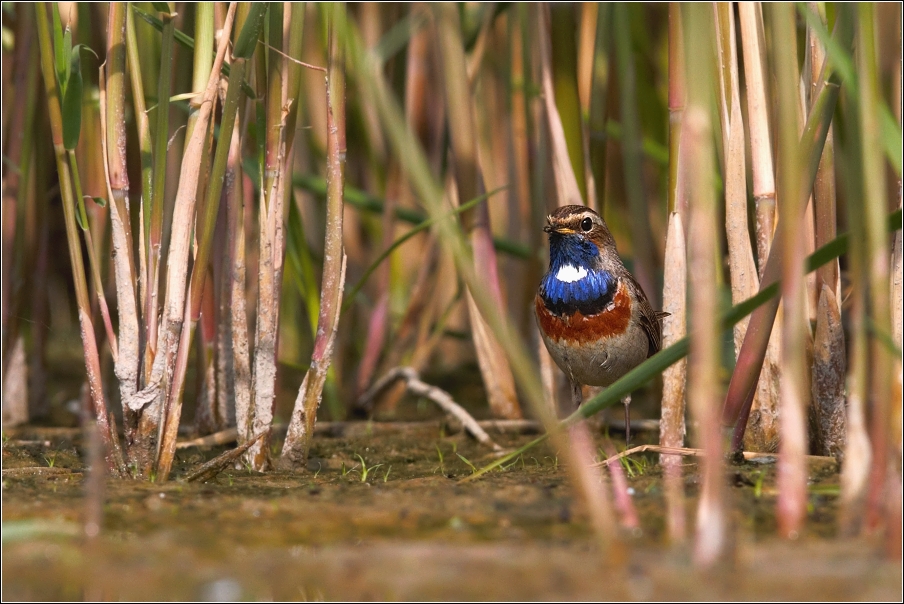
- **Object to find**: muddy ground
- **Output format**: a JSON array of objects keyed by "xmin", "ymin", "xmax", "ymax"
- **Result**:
[{"xmin": 2, "ymin": 418, "xmax": 901, "ymax": 601}]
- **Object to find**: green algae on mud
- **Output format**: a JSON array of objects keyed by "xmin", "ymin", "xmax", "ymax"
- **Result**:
[{"xmin": 2, "ymin": 424, "xmax": 901, "ymax": 600}]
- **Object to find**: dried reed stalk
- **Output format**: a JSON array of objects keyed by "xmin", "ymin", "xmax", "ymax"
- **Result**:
[
  {"xmin": 666, "ymin": 3, "xmax": 686, "ymax": 220},
  {"xmin": 245, "ymin": 2, "xmax": 306, "ymax": 468},
  {"xmin": 714, "ymin": 3, "xmax": 758, "ymax": 357},
  {"xmin": 738, "ymin": 3, "xmax": 775, "ymax": 276},
  {"xmin": 246, "ymin": 3, "xmax": 288, "ymax": 470},
  {"xmin": 833, "ymin": 5, "xmax": 872, "ymax": 530},
  {"xmin": 157, "ymin": 5, "xmax": 248, "ymax": 482},
  {"xmin": 537, "ymin": 342, "xmax": 561, "ymax": 418},
  {"xmin": 69, "ymin": 148, "xmax": 118, "ymax": 362},
  {"xmin": 856, "ymin": 5, "xmax": 895, "ymax": 532},
  {"xmin": 660, "ymin": 211, "xmax": 687, "ymax": 542},
  {"xmin": 683, "ymin": 5, "xmax": 726, "ymax": 566},
  {"xmin": 123, "ymin": 3, "xmax": 152, "ymax": 337},
  {"xmin": 224, "ymin": 114, "xmax": 252, "ymax": 449},
  {"xmin": 771, "ymin": 2, "xmax": 809, "ymax": 538},
  {"xmin": 2, "ymin": 338, "xmax": 29, "ymax": 426},
  {"xmin": 736, "ymin": 2, "xmax": 781, "ymax": 453},
  {"xmin": 537, "ymin": 4, "xmax": 583, "ymax": 208},
  {"xmin": 280, "ymin": 4, "xmax": 348, "ymax": 468},
  {"xmin": 549, "ymin": 4, "xmax": 587, "ymax": 202},
  {"xmin": 811, "ymin": 284, "xmax": 845, "ymax": 457},
  {"xmin": 599, "ymin": 438, "xmax": 640, "ymax": 530},
  {"xmin": 686, "ymin": 107, "xmax": 727, "ymax": 566},
  {"xmin": 138, "ymin": 2, "xmax": 236, "ymax": 480},
  {"xmin": 144, "ymin": 5, "xmax": 177, "ymax": 383},
  {"xmin": 889, "ymin": 189, "xmax": 902, "ymax": 551},
  {"xmin": 806, "ymin": 3, "xmax": 845, "ymax": 459},
  {"xmin": 433, "ymin": 2, "xmax": 521, "ymax": 420},
  {"xmin": 103, "ymin": 5, "xmax": 143, "ymax": 468},
  {"xmin": 660, "ymin": 2, "xmax": 688, "ymax": 545},
  {"xmin": 35, "ymin": 2, "xmax": 123, "ymax": 474},
  {"xmin": 577, "ymin": 3, "xmax": 599, "ymax": 209},
  {"xmin": 839, "ymin": 211, "xmax": 872, "ymax": 534},
  {"xmin": 194, "ymin": 269, "xmax": 220, "ymax": 434}
]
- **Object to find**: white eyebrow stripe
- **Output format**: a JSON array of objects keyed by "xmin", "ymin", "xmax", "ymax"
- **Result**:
[{"xmin": 555, "ymin": 264, "xmax": 588, "ymax": 283}]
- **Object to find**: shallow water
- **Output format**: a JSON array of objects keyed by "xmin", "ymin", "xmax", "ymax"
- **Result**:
[{"xmin": 2, "ymin": 423, "xmax": 900, "ymax": 600}]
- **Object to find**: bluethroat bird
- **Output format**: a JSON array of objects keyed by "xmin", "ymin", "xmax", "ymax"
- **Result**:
[{"xmin": 535, "ymin": 205, "xmax": 667, "ymax": 444}]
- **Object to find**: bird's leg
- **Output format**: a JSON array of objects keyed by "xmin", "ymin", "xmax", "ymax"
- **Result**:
[
  {"xmin": 570, "ymin": 381, "xmax": 583, "ymax": 410},
  {"xmin": 622, "ymin": 394, "xmax": 632, "ymax": 447}
]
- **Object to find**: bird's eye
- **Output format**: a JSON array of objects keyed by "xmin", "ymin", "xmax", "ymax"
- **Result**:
[{"xmin": 580, "ymin": 217, "xmax": 593, "ymax": 232}]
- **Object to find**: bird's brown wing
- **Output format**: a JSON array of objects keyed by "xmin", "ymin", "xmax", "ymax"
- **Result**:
[{"xmin": 626, "ymin": 275, "xmax": 668, "ymax": 358}]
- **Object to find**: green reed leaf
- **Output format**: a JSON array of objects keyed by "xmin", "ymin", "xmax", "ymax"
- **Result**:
[
  {"xmin": 60, "ymin": 45, "xmax": 82, "ymax": 149},
  {"xmin": 233, "ymin": 2, "xmax": 268, "ymax": 59},
  {"xmin": 51, "ymin": 3, "xmax": 68, "ymax": 89}
]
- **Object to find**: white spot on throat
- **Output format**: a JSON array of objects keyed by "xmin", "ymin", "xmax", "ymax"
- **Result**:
[{"xmin": 555, "ymin": 264, "xmax": 588, "ymax": 283}]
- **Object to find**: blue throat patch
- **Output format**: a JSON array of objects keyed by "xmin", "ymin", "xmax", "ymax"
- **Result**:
[{"xmin": 540, "ymin": 234, "xmax": 616, "ymax": 316}]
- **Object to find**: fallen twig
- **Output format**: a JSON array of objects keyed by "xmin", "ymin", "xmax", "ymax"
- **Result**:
[
  {"xmin": 176, "ymin": 428, "xmax": 240, "ymax": 449},
  {"xmin": 184, "ymin": 430, "xmax": 268, "ymax": 483},
  {"xmin": 359, "ymin": 367, "xmax": 502, "ymax": 450},
  {"xmin": 593, "ymin": 444, "xmax": 838, "ymax": 468}
]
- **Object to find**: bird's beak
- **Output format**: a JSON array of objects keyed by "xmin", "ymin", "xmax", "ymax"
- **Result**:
[{"xmin": 544, "ymin": 223, "xmax": 574, "ymax": 235}]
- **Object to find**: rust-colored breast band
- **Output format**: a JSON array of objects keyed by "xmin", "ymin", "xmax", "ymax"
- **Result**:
[{"xmin": 536, "ymin": 281, "xmax": 632, "ymax": 344}]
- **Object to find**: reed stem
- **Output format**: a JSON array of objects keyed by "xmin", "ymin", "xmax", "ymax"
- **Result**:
[{"xmin": 35, "ymin": 2, "xmax": 123, "ymax": 474}]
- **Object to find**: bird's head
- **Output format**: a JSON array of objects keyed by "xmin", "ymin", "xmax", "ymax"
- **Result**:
[
  {"xmin": 543, "ymin": 205, "xmax": 617, "ymax": 269},
  {"xmin": 539, "ymin": 205, "xmax": 619, "ymax": 313}
]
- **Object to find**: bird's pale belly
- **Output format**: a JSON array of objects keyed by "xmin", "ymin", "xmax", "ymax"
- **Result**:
[
  {"xmin": 539, "ymin": 321, "xmax": 648, "ymax": 387},
  {"xmin": 535, "ymin": 283, "xmax": 650, "ymax": 387}
]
